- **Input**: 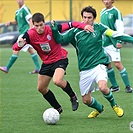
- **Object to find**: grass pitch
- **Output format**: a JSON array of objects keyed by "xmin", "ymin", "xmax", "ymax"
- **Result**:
[{"xmin": 0, "ymin": 46, "xmax": 133, "ymax": 133}]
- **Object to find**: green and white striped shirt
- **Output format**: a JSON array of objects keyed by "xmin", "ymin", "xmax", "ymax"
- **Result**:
[
  {"xmin": 51, "ymin": 22, "xmax": 133, "ymax": 71},
  {"xmin": 100, "ymin": 6, "xmax": 124, "ymax": 47},
  {"xmin": 15, "ymin": 5, "xmax": 32, "ymax": 34}
]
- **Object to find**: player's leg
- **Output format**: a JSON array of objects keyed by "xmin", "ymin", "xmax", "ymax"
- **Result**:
[
  {"xmin": 27, "ymin": 46, "xmax": 40, "ymax": 74},
  {"xmin": 114, "ymin": 61, "xmax": 132, "ymax": 93},
  {"xmin": 0, "ymin": 50, "xmax": 19, "ymax": 73},
  {"xmin": 104, "ymin": 46, "xmax": 120, "ymax": 92},
  {"xmin": 84, "ymin": 94, "xmax": 104, "ymax": 118},
  {"xmin": 38, "ymin": 74, "xmax": 62, "ymax": 114},
  {"xmin": 107, "ymin": 63, "xmax": 120, "ymax": 92},
  {"xmin": 99, "ymin": 80, "xmax": 124, "ymax": 117},
  {"xmin": 97, "ymin": 65, "xmax": 124, "ymax": 117},
  {"xmin": 53, "ymin": 59, "xmax": 78, "ymax": 111},
  {"xmin": 0, "ymin": 34, "xmax": 24, "ymax": 73},
  {"xmin": 79, "ymin": 67, "xmax": 104, "ymax": 118}
]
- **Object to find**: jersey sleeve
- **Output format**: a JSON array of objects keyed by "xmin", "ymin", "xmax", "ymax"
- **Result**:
[
  {"xmin": 23, "ymin": 32, "xmax": 30, "ymax": 44},
  {"xmin": 115, "ymin": 19, "xmax": 124, "ymax": 33},
  {"xmin": 105, "ymin": 29, "xmax": 133, "ymax": 44},
  {"xmin": 114, "ymin": 9, "xmax": 124, "ymax": 33},
  {"xmin": 23, "ymin": 6, "xmax": 32, "ymax": 23},
  {"xmin": 51, "ymin": 22, "xmax": 74, "ymax": 44},
  {"xmin": 61, "ymin": 21, "xmax": 86, "ymax": 32}
]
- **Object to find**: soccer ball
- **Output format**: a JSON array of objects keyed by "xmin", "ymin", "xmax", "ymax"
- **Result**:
[{"xmin": 43, "ymin": 108, "xmax": 60, "ymax": 125}]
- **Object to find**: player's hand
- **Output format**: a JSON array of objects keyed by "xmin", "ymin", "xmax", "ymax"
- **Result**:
[
  {"xmin": 116, "ymin": 43, "xmax": 122, "ymax": 49},
  {"xmin": 5, "ymin": 22, "xmax": 10, "ymax": 26},
  {"xmin": 84, "ymin": 25, "xmax": 94, "ymax": 32},
  {"xmin": 50, "ymin": 20, "xmax": 58, "ymax": 31},
  {"xmin": 51, "ymin": 20, "xmax": 55, "ymax": 27},
  {"xmin": 17, "ymin": 38, "xmax": 26, "ymax": 47}
]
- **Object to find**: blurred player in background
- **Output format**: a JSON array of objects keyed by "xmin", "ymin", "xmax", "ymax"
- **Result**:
[
  {"xmin": 100, "ymin": 0, "xmax": 132, "ymax": 93},
  {"xmin": 0, "ymin": 0, "xmax": 40, "ymax": 74}
]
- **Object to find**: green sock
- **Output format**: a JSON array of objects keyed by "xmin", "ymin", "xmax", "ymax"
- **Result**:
[
  {"xmin": 88, "ymin": 97, "xmax": 103, "ymax": 112},
  {"xmin": 6, "ymin": 54, "xmax": 18, "ymax": 70},
  {"xmin": 107, "ymin": 68, "xmax": 118, "ymax": 87},
  {"xmin": 31, "ymin": 53, "xmax": 40, "ymax": 70},
  {"xmin": 103, "ymin": 91, "xmax": 116, "ymax": 107},
  {"xmin": 119, "ymin": 68, "xmax": 130, "ymax": 87}
]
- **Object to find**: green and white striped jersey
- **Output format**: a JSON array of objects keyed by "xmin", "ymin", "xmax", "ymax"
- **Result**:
[
  {"xmin": 51, "ymin": 22, "xmax": 133, "ymax": 71},
  {"xmin": 100, "ymin": 6, "xmax": 124, "ymax": 47},
  {"xmin": 15, "ymin": 5, "xmax": 32, "ymax": 34}
]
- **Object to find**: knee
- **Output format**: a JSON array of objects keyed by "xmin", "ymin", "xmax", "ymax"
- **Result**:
[
  {"xmin": 53, "ymin": 79, "xmax": 62, "ymax": 87},
  {"xmin": 99, "ymin": 85, "xmax": 106, "ymax": 94},
  {"xmin": 98, "ymin": 81, "xmax": 108, "ymax": 93},
  {"xmin": 37, "ymin": 86, "xmax": 48, "ymax": 94},
  {"xmin": 114, "ymin": 62, "xmax": 123, "ymax": 70},
  {"xmin": 99, "ymin": 85, "xmax": 109, "ymax": 94},
  {"xmin": 28, "ymin": 47, "xmax": 35, "ymax": 54}
]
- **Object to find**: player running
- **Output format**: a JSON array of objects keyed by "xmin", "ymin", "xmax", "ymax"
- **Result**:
[
  {"xmin": 12, "ymin": 12, "xmax": 92, "ymax": 113},
  {"xmin": 50, "ymin": 6, "xmax": 133, "ymax": 118},
  {"xmin": 0, "ymin": 0, "xmax": 40, "ymax": 74},
  {"xmin": 100, "ymin": 0, "xmax": 132, "ymax": 93}
]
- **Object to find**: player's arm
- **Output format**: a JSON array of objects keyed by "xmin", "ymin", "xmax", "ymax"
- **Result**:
[
  {"xmin": 12, "ymin": 32, "xmax": 30, "ymax": 50},
  {"xmin": 18, "ymin": 32, "xmax": 30, "ymax": 47},
  {"xmin": 114, "ymin": 12, "xmax": 124, "ymax": 45},
  {"xmin": 105, "ymin": 29, "xmax": 133, "ymax": 47},
  {"xmin": 5, "ymin": 20, "xmax": 17, "ymax": 26},
  {"xmin": 50, "ymin": 21, "xmax": 72, "ymax": 44},
  {"xmin": 28, "ymin": 18, "xmax": 33, "ymax": 29},
  {"xmin": 115, "ymin": 19, "xmax": 124, "ymax": 33},
  {"xmin": 56, "ymin": 21, "xmax": 93, "ymax": 33}
]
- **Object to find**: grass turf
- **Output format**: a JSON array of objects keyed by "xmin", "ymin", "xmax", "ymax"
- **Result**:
[{"xmin": 0, "ymin": 46, "xmax": 133, "ymax": 133}]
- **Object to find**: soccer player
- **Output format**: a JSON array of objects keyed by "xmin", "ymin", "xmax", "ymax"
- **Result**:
[
  {"xmin": 0, "ymin": 0, "xmax": 40, "ymax": 74},
  {"xmin": 100, "ymin": 0, "xmax": 132, "ymax": 93},
  {"xmin": 51, "ymin": 6, "xmax": 133, "ymax": 118},
  {"xmin": 12, "ymin": 12, "xmax": 91, "ymax": 113}
]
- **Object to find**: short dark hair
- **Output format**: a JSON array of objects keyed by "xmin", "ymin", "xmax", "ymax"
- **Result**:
[
  {"xmin": 32, "ymin": 13, "xmax": 45, "ymax": 23},
  {"xmin": 81, "ymin": 6, "xmax": 97, "ymax": 19}
]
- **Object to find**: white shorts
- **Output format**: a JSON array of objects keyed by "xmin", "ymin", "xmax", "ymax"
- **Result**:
[
  {"xmin": 103, "ymin": 45, "xmax": 121, "ymax": 61},
  {"xmin": 21, "ymin": 44, "xmax": 33, "ymax": 52},
  {"xmin": 79, "ymin": 64, "xmax": 108, "ymax": 96},
  {"xmin": 17, "ymin": 34, "xmax": 33, "ymax": 52}
]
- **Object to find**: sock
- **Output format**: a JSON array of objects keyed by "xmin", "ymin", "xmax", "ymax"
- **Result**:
[
  {"xmin": 107, "ymin": 68, "xmax": 118, "ymax": 87},
  {"xmin": 103, "ymin": 91, "xmax": 116, "ymax": 107},
  {"xmin": 43, "ymin": 90, "xmax": 61, "ymax": 109},
  {"xmin": 88, "ymin": 97, "xmax": 103, "ymax": 112},
  {"xmin": 119, "ymin": 68, "xmax": 130, "ymax": 87},
  {"xmin": 6, "ymin": 54, "xmax": 18, "ymax": 70},
  {"xmin": 62, "ymin": 81, "xmax": 75, "ymax": 98},
  {"xmin": 31, "ymin": 53, "xmax": 40, "ymax": 70}
]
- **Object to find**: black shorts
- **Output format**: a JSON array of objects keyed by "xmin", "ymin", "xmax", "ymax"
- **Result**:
[{"xmin": 39, "ymin": 58, "xmax": 69, "ymax": 77}]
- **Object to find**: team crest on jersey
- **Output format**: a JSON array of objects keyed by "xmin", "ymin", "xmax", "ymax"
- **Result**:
[
  {"xmin": 92, "ymin": 31, "xmax": 97, "ymax": 37},
  {"xmin": 108, "ymin": 13, "xmax": 113, "ymax": 19},
  {"xmin": 47, "ymin": 34, "xmax": 51, "ymax": 40},
  {"xmin": 20, "ymin": 13, "xmax": 23, "ymax": 18}
]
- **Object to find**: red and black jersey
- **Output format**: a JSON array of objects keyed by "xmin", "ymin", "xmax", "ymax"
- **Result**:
[
  {"xmin": 27, "ymin": 26, "xmax": 68, "ymax": 64},
  {"xmin": 12, "ymin": 22, "xmax": 86, "ymax": 64}
]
